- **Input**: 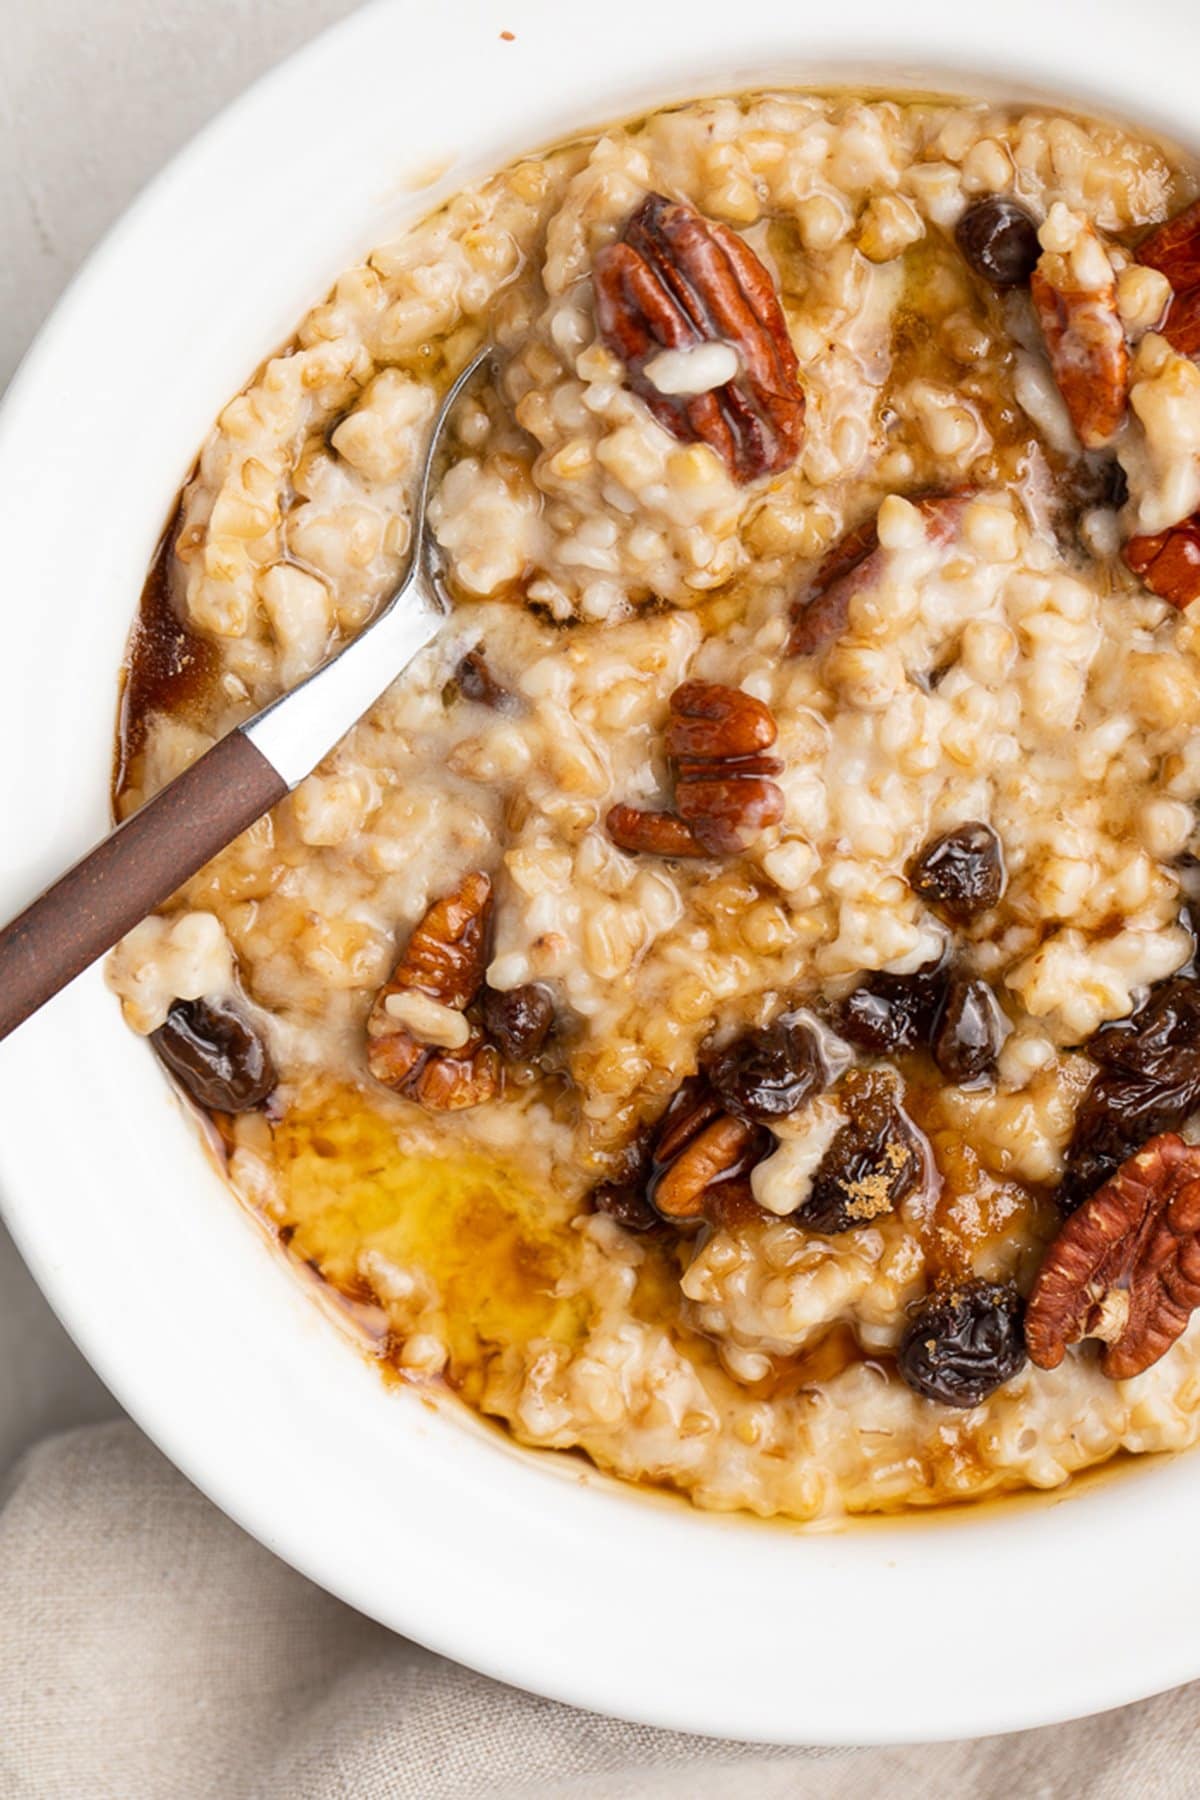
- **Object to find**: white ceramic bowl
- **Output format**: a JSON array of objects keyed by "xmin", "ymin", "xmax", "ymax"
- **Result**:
[{"xmin": 3, "ymin": 0, "xmax": 1200, "ymax": 1746}]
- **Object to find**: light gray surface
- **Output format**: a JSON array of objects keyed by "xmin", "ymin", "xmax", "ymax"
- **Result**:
[{"xmin": 0, "ymin": 0, "xmax": 364, "ymax": 1475}]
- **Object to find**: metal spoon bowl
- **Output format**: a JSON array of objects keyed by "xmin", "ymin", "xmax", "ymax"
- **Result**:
[{"xmin": 0, "ymin": 347, "xmax": 494, "ymax": 1040}]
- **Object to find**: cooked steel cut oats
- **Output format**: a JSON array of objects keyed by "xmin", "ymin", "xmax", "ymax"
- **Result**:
[{"xmin": 108, "ymin": 89, "xmax": 1200, "ymax": 1519}]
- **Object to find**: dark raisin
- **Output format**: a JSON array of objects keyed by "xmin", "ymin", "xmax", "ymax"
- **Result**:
[
  {"xmin": 931, "ymin": 977, "xmax": 1006, "ymax": 1084},
  {"xmin": 706, "ymin": 1014, "xmax": 828, "ymax": 1125},
  {"xmin": 590, "ymin": 1128, "xmax": 659, "ymax": 1233},
  {"xmin": 1059, "ymin": 974, "xmax": 1200, "ymax": 1208},
  {"xmin": 954, "ymin": 198, "xmax": 1041, "ymax": 290},
  {"xmin": 1100, "ymin": 458, "xmax": 1129, "ymax": 511},
  {"xmin": 795, "ymin": 1071, "xmax": 926, "ymax": 1234},
  {"xmin": 1089, "ymin": 975, "xmax": 1200, "ymax": 1083},
  {"xmin": 481, "ymin": 983, "xmax": 555, "ymax": 1059},
  {"xmin": 898, "ymin": 1280, "xmax": 1026, "ymax": 1407},
  {"xmin": 908, "ymin": 821, "xmax": 1005, "ymax": 925},
  {"xmin": 447, "ymin": 648, "xmax": 516, "ymax": 712},
  {"xmin": 592, "ymin": 1183, "xmax": 661, "ymax": 1231},
  {"xmin": 1058, "ymin": 1099, "xmax": 1152, "ymax": 1212},
  {"xmin": 151, "ymin": 996, "xmax": 276, "ymax": 1113},
  {"xmin": 833, "ymin": 961, "xmax": 948, "ymax": 1055}
]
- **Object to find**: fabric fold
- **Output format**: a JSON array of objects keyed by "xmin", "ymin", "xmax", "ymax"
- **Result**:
[{"xmin": 0, "ymin": 1420, "xmax": 1196, "ymax": 1799}]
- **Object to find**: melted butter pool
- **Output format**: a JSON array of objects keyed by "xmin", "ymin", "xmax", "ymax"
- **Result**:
[{"xmin": 268, "ymin": 1089, "xmax": 592, "ymax": 1402}]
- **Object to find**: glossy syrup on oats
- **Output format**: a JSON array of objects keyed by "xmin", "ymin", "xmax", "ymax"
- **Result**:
[{"xmin": 111, "ymin": 88, "xmax": 1200, "ymax": 1522}]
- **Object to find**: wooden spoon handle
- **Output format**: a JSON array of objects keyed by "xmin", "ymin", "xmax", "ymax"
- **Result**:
[{"xmin": 0, "ymin": 730, "xmax": 286, "ymax": 1042}]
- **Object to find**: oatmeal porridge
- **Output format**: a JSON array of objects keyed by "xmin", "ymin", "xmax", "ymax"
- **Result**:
[{"xmin": 108, "ymin": 89, "xmax": 1200, "ymax": 1520}]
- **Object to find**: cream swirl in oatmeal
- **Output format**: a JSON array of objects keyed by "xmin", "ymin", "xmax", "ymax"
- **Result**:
[{"xmin": 108, "ymin": 90, "xmax": 1200, "ymax": 1519}]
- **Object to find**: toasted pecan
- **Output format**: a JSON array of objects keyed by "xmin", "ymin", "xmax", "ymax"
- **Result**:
[
  {"xmin": 1123, "ymin": 512, "xmax": 1200, "ymax": 610},
  {"xmin": 1139, "ymin": 200, "xmax": 1200, "ymax": 290},
  {"xmin": 786, "ymin": 493, "xmax": 968, "ymax": 657},
  {"xmin": 383, "ymin": 871, "xmax": 492, "ymax": 1013},
  {"xmin": 665, "ymin": 678, "xmax": 778, "ymax": 760},
  {"xmin": 675, "ymin": 762, "xmax": 786, "ymax": 855},
  {"xmin": 1160, "ymin": 288, "xmax": 1200, "ymax": 358},
  {"xmin": 651, "ymin": 1113, "xmax": 761, "ymax": 1222},
  {"xmin": 1137, "ymin": 198, "xmax": 1200, "ymax": 356},
  {"xmin": 647, "ymin": 1075, "xmax": 769, "ymax": 1225},
  {"xmin": 594, "ymin": 192, "xmax": 805, "ymax": 483},
  {"xmin": 589, "ymin": 1073, "xmax": 769, "ymax": 1231},
  {"xmin": 1030, "ymin": 227, "xmax": 1129, "ymax": 450},
  {"xmin": 605, "ymin": 804, "xmax": 707, "ymax": 858},
  {"xmin": 366, "ymin": 872, "xmax": 500, "ymax": 1109},
  {"xmin": 606, "ymin": 680, "xmax": 784, "ymax": 858},
  {"xmin": 1025, "ymin": 1132, "xmax": 1200, "ymax": 1379}
]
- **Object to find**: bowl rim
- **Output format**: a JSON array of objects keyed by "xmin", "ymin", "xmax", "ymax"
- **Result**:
[{"xmin": 4, "ymin": 0, "xmax": 1200, "ymax": 1747}]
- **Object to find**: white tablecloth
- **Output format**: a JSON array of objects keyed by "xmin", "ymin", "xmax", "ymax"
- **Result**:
[{"xmin": 2, "ymin": 5, "xmax": 1198, "ymax": 1792}]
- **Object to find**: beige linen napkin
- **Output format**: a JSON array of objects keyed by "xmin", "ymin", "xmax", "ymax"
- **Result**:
[{"xmin": 1, "ymin": 1424, "xmax": 1198, "ymax": 1798}]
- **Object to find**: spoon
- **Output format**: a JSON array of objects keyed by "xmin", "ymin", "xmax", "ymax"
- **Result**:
[{"xmin": 0, "ymin": 347, "xmax": 494, "ymax": 1042}]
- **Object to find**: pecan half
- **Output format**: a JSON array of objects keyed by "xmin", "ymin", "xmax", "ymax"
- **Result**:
[
  {"xmin": 402, "ymin": 1045, "xmax": 501, "ymax": 1111},
  {"xmin": 1123, "ymin": 511, "xmax": 1200, "ymax": 610},
  {"xmin": 675, "ymin": 762, "xmax": 790, "ymax": 855},
  {"xmin": 786, "ymin": 493, "xmax": 968, "ymax": 657},
  {"xmin": 606, "ymin": 680, "xmax": 784, "ymax": 858},
  {"xmin": 366, "ymin": 871, "xmax": 501, "ymax": 1109},
  {"xmin": 1030, "ymin": 228, "xmax": 1129, "ymax": 450},
  {"xmin": 665, "ymin": 679, "xmax": 779, "ymax": 761},
  {"xmin": 1025, "ymin": 1132, "xmax": 1200, "ymax": 1379},
  {"xmin": 652, "ymin": 1074, "xmax": 725, "ymax": 1164},
  {"xmin": 1137, "ymin": 199, "xmax": 1200, "ymax": 356},
  {"xmin": 604, "ymin": 805, "xmax": 704, "ymax": 858},
  {"xmin": 648, "ymin": 1076, "xmax": 769, "ymax": 1224},
  {"xmin": 651, "ymin": 1113, "xmax": 761, "ymax": 1222},
  {"xmin": 589, "ymin": 1074, "xmax": 769, "ymax": 1229},
  {"xmin": 593, "ymin": 192, "xmax": 805, "ymax": 483},
  {"xmin": 1140, "ymin": 200, "xmax": 1200, "ymax": 289},
  {"xmin": 1159, "ymin": 289, "xmax": 1200, "ymax": 358}
]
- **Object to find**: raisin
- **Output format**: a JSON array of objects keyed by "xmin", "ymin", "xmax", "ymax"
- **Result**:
[
  {"xmin": 931, "ymin": 977, "xmax": 1006, "ymax": 1084},
  {"xmin": 592, "ymin": 1183, "xmax": 661, "ymax": 1231},
  {"xmin": 898, "ymin": 1280, "xmax": 1026, "ymax": 1407},
  {"xmin": 1059, "ymin": 974, "xmax": 1200, "ymax": 1209},
  {"xmin": 1100, "ymin": 458, "xmax": 1129, "ymax": 511},
  {"xmin": 1090, "ymin": 975, "xmax": 1200, "ymax": 1084},
  {"xmin": 151, "ymin": 996, "xmax": 276, "ymax": 1113},
  {"xmin": 481, "ymin": 983, "xmax": 555, "ymax": 1060},
  {"xmin": 954, "ymin": 198, "xmax": 1041, "ymax": 290},
  {"xmin": 908, "ymin": 821, "xmax": 1005, "ymax": 925},
  {"xmin": 833, "ymin": 962, "xmax": 948, "ymax": 1055},
  {"xmin": 447, "ymin": 648, "xmax": 516, "ymax": 712},
  {"xmin": 706, "ymin": 1014, "xmax": 828, "ymax": 1125},
  {"xmin": 795, "ymin": 1071, "xmax": 926, "ymax": 1234},
  {"xmin": 590, "ymin": 1128, "xmax": 659, "ymax": 1233}
]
